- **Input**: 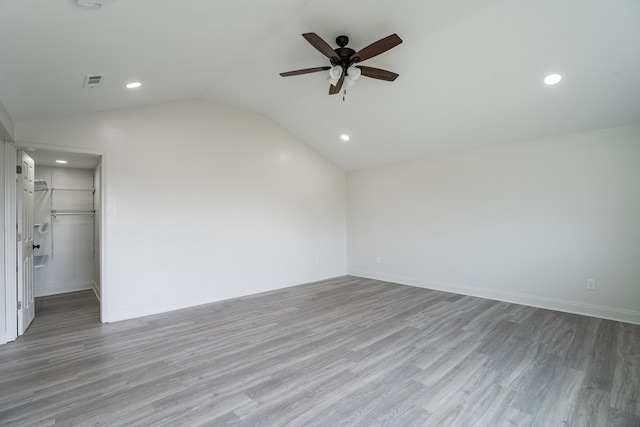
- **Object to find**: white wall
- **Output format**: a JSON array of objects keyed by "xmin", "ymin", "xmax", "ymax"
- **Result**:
[
  {"xmin": 16, "ymin": 100, "xmax": 347, "ymax": 322},
  {"xmin": 33, "ymin": 166, "xmax": 96, "ymax": 297},
  {"xmin": 0, "ymin": 97, "xmax": 14, "ymax": 141},
  {"xmin": 347, "ymin": 125, "xmax": 640, "ymax": 324}
]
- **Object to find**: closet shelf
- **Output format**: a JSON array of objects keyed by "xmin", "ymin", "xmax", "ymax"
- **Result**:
[
  {"xmin": 35, "ymin": 179, "xmax": 49, "ymax": 191},
  {"xmin": 34, "ymin": 255, "xmax": 49, "ymax": 268}
]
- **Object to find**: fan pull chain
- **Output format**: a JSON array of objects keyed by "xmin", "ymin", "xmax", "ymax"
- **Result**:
[{"xmin": 343, "ymin": 88, "xmax": 346, "ymax": 102}]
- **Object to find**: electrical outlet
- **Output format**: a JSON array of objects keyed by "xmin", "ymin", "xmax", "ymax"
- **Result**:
[
  {"xmin": 314, "ymin": 256, "xmax": 320, "ymax": 265},
  {"xmin": 195, "ymin": 274, "xmax": 202, "ymax": 284},
  {"xmin": 586, "ymin": 278, "xmax": 596, "ymax": 290},
  {"xmin": 376, "ymin": 256, "xmax": 382, "ymax": 264}
]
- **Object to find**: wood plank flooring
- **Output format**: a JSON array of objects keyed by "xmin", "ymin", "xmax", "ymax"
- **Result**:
[{"xmin": 1, "ymin": 276, "xmax": 639, "ymax": 426}]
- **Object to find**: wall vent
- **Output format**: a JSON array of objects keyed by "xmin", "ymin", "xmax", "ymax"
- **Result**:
[{"xmin": 83, "ymin": 74, "xmax": 104, "ymax": 88}]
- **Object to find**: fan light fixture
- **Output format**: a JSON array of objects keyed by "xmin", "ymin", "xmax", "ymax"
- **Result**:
[
  {"xmin": 344, "ymin": 65, "xmax": 361, "ymax": 88},
  {"xmin": 327, "ymin": 66, "xmax": 343, "ymax": 86},
  {"xmin": 347, "ymin": 65, "xmax": 361, "ymax": 80},
  {"xmin": 56, "ymin": 160, "xmax": 68, "ymax": 164},
  {"xmin": 328, "ymin": 65, "xmax": 363, "ymax": 88},
  {"xmin": 126, "ymin": 82, "xmax": 142, "ymax": 89}
]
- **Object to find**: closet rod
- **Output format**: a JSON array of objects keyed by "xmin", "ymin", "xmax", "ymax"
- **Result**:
[
  {"xmin": 50, "ymin": 210, "xmax": 95, "ymax": 218},
  {"xmin": 51, "ymin": 187, "xmax": 95, "ymax": 192}
]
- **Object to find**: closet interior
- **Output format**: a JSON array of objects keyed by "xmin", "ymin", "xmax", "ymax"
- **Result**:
[{"xmin": 32, "ymin": 161, "xmax": 101, "ymax": 299}]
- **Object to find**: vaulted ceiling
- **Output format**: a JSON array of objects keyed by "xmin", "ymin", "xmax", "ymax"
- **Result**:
[{"xmin": 1, "ymin": 0, "xmax": 639, "ymax": 170}]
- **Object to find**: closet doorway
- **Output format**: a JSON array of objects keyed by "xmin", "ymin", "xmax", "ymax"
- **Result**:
[{"xmin": 18, "ymin": 148, "xmax": 102, "ymax": 335}]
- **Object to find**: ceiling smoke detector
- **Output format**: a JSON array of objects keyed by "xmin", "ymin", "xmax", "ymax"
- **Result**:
[{"xmin": 77, "ymin": 0, "xmax": 105, "ymax": 8}]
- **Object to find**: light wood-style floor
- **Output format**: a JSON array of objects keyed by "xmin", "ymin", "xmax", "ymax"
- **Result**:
[{"xmin": 1, "ymin": 276, "xmax": 639, "ymax": 426}]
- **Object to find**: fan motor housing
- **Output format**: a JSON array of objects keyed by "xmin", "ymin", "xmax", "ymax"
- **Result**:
[
  {"xmin": 335, "ymin": 47, "xmax": 355, "ymax": 60},
  {"xmin": 334, "ymin": 36, "xmax": 356, "ymax": 66}
]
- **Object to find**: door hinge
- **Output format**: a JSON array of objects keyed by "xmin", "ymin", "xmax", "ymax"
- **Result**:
[
  {"xmin": 17, "ymin": 233, "xmax": 22, "ymax": 242},
  {"xmin": 16, "ymin": 165, "xmax": 22, "ymax": 174},
  {"xmin": 17, "ymin": 301, "xmax": 22, "ymax": 310}
]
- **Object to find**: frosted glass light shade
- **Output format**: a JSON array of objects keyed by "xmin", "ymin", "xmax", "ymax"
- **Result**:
[
  {"xmin": 329, "ymin": 66, "xmax": 343, "ymax": 79},
  {"xmin": 328, "ymin": 65, "xmax": 343, "ymax": 85},
  {"xmin": 345, "ymin": 76, "xmax": 356, "ymax": 87},
  {"xmin": 347, "ymin": 65, "xmax": 361, "ymax": 80}
]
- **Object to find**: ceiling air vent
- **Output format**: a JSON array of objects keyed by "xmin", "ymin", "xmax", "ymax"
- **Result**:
[
  {"xmin": 83, "ymin": 74, "xmax": 104, "ymax": 88},
  {"xmin": 77, "ymin": 0, "xmax": 104, "ymax": 7}
]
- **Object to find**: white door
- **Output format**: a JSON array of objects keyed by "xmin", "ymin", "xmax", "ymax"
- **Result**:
[{"xmin": 17, "ymin": 150, "xmax": 35, "ymax": 335}]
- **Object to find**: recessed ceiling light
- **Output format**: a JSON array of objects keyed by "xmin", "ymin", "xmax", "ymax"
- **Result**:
[
  {"xmin": 340, "ymin": 134, "xmax": 350, "ymax": 141},
  {"xmin": 55, "ymin": 160, "xmax": 68, "ymax": 164},
  {"xmin": 126, "ymin": 82, "xmax": 142, "ymax": 89},
  {"xmin": 544, "ymin": 74, "xmax": 562, "ymax": 85}
]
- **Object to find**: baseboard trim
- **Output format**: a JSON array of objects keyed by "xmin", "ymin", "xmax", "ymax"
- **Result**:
[
  {"xmin": 35, "ymin": 282, "xmax": 94, "ymax": 298},
  {"xmin": 348, "ymin": 270, "xmax": 640, "ymax": 325},
  {"xmin": 105, "ymin": 274, "xmax": 348, "ymax": 323},
  {"xmin": 91, "ymin": 281, "xmax": 101, "ymax": 302}
]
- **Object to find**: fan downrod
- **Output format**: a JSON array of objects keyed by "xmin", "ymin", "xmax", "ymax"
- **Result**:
[{"xmin": 334, "ymin": 35, "xmax": 355, "ymax": 63}]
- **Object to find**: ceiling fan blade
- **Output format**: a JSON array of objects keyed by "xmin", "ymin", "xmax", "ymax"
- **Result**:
[
  {"xmin": 350, "ymin": 33, "xmax": 402, "ymax": 63},
  {"xmin": 329, "ymin": 73, "xmax": 345, "ymax": 95},
  {"xmin": 302, "ymin": 33, "xmax": 339, "ymax": 63},
  {"xmin": 357, "ymin": 66, "xmax": 399, "ymax": 82},
  {"xmin": 280, "ymin": 66, "xmax": 331, "ymax": 77}
]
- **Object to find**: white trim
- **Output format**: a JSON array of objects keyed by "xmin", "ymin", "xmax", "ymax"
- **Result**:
[
  {"xmin": 97, "ymin": 154, "xmax": 107, "ymax": 323},
  {"xmin": 92, "ymin": 281, "xmax": 101, "ymax": 302},
  {"xmin": 349, "ymin": 269, "xmax": 640, "ymax": 325},
  {"xmin": 0, "ymin": 141, "xmax": 5, "ymax": 345},
  {"xmin": 35, "ymin": 282, "xmax": 95, "ymax": 298},
  {"xmin": 14, "ymin": 142, "xmax": 108, "ymax": 323},
  {"xmin": 36, "ymin": 287, "xmax": 95, "ymax": 297},
  {"xmin": 104, "ymin": 279, "xmax": 323, "ymax": 323},
  {"xmin": 1, "ymin": 141, "xmax": 108, "ymax": 345},
  {"xmin": 4, "ymin": 143, "xmax": 17, "ymax": 343}
]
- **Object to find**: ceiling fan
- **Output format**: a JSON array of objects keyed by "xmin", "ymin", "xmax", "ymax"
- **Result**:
[{"xmin": 280, "ymin": 33, "xmax": 402, "ymax": 95}]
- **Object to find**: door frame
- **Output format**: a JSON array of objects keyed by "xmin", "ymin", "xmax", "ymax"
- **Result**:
[
  {"xmin": 17, "ymin": 149, "xmax": 36, "ymax": 334},
  {"xmin": 2, "ymin": 141, "xmax": 108, "ymax": 344},
  {"xmin": 3, "ymin": 142, "xmax": 17, "ymax": 344}
]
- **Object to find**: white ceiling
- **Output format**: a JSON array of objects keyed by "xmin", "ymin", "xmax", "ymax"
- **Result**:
[{"xmin": 1, "ymin": 0, "xmax": 639, "ymax": 170}]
